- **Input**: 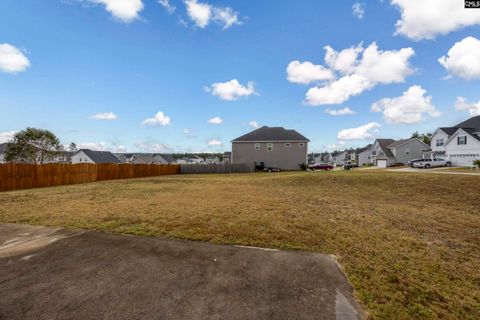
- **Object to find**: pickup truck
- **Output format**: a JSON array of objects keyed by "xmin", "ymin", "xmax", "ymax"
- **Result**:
[
  {"xmin": 308, "ymin": 163, "xmax": 334, "ymax": 171},
  {"xmin": 412, "ymin": 158, "xmax": 451, "ymax": 169}
]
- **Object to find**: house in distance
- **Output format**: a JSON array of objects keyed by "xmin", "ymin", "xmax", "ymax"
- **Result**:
[{"xmin": 231, "ymin": 126, "xmax": 309, "ymax": 170}]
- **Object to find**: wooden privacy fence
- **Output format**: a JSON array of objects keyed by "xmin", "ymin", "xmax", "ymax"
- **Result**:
[
  {"xmin": 0, "ymin": 163, "xmax": 180, "ymax": 192},
  {"xmin": 180, "ymin": 163, "xmax": 254, "ymax": 174}
]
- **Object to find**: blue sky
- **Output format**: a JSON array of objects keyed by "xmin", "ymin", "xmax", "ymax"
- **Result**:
[{"xmin": 1, "ymin": 0, "xmax": 480, "ymax": 153}]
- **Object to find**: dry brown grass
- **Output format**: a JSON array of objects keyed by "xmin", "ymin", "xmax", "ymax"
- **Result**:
[{"xmin": 0, "ymin": 171, "xmax": 479, "ymax": 319}]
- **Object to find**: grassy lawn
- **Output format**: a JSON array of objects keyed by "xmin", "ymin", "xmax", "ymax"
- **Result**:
[
  {"xmin": 0, "ymin": 171, "xmax": 479, "ymax": 319},
  {"xmin": 440, "ymin": 167, "xmax": 480, "ymax": 173}
]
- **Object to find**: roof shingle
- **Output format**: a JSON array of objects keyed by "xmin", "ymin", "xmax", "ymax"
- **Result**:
[{"xmin": 232, "ymin": 126, "xmax": 310, "ymax": 142}]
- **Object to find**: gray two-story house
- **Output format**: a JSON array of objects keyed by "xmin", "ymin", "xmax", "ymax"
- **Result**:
[
  {"xmin": 231, "ymin": 126, "xmax": 310, "ymax": 170},
  {"xmin": 370, "ymin": 138, "xmax": 430, "ymax": 167}
]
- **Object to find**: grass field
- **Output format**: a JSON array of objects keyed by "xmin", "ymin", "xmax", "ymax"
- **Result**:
[{"xmin": 1, "ymin": 171, "xmax": 479, "ymax": 319}]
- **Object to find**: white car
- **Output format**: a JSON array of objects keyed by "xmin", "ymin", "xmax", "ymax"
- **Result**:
[{"xmin": 413, "ymin": 158, "xmax": 451, "ymax": 169}]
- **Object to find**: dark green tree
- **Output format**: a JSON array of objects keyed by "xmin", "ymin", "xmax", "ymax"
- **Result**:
[
  {"xmin": 5, "ymin": 127, "xmax": 63, "ymax": 164},
  {"xmin": 410, "ymin": 131, "xmax": 432, "ymax": 146},
  {"xmin": 68, "ymin": 142, "xmax": 78, "ymax": 153}
]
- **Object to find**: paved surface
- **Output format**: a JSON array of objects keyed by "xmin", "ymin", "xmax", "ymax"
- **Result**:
[
  {"xmin": 0, "ymin": 224, "xmax": 363, "ymax": 320},
  {"xmin": 387, "ymin": 167, "xmax": 480, "ymax": 176}
]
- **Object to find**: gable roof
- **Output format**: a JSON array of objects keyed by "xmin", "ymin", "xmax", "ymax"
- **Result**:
[
  {"xmin": 77, "ymin": 149, "xmax": 120, "ymax": 164},
  {"xmin": 438, "ymin": 127, "xmax": 459, "ymax": 136},
  {"xmin": 463, "ymin": 128, "xmax": 480, "ymax": 142},
  {"xmin": 355, "ymin": 144, "xmax": 371, "ymax": 154},
  {"xmin": 454, "ymin": 115, "xmax": 480, "ymax": 129},
  {"xmin": 0, "ymin": 143, "xmax": 7, "ymax": 154},
  {"xmin": 232, "ymin": 126, "xmax": 310, "ymax": 142},
  {"xmin": 159, "ymin": 154, "xmax": 175, "ymax": 163},
  {"xmin": 374, "ymin": 139, "xmax": 395, "ymax": 158}
]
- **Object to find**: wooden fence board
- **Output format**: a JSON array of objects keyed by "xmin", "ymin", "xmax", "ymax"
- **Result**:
[{"xmin": 0, "ymin": 163, "xmax": 180, "ymax": 192}]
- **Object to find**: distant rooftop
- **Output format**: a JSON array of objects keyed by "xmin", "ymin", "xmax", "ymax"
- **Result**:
[{"xmin": 232, "ymin": 126, "xmax": 310, "ymax": 142}]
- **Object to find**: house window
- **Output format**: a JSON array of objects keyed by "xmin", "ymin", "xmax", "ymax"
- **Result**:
[
  {"xmin": 298, "ymin": 143, "xmax": 305, "ymax": 147},
  {"xmin": 267, "ymin": 143, "xmax": 273, "ymax": 152},
  {"xmin": 405, "ymin": 148, "xmax": 410, "ymax": 155},
  {"xmin": 285, "ymin": 143, "xmax": 291, "ymax": 148},
  {"xmin": 371, "ymin": 151, "xmax": 377, "ymax": 156},
  {"xmin": 255, "ymin": 143, "xmax": 260, "ymax": 150},
  {"xmin": 457, "ymin": 136, "xmax": 467, "ymax": 145},
  {"xmin": 436, "ymin": 139, "xmax": 444, "ymax": 147}
]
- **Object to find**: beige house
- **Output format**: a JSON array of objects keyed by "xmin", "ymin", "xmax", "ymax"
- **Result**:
[{"xmin": 231, "ymin": 126, "xmax": 309, "ymax": 170}]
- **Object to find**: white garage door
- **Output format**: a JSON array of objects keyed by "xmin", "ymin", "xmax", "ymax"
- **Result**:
[
  {"xmin": 450, "ymin": 155, "xmax": 477, "ymax": 167},
  {"xmin": 376, "ymin": 159, "xmax": 387, "ymax": 168}
]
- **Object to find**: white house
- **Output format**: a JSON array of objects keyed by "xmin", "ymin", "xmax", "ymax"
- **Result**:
[
  {"xmin": 430, "ymin": 116, "xmax": 480, "ymax": 166},
  {"xmin": 72, "ymin": 149, "xmax": 120, "ymax": 164}
]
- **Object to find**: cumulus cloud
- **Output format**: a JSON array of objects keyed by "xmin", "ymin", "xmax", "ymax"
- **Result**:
[
  {"xmin": 327, "ymin": 140, "xmax": 346, "ymax": 150},
  {"xmin": 305, "ymin": 74, "xmax": 373, "ymax": 105},
  {"xmin": 206, "ymin": 79, "xmax": 257, "ymax": 101},
  {"xmin": 455, "ymin": 97, "xmax": 480, "ymax": 116},
  {"xmin": 286, "ymin": 61, "xmax": 334, "ymax": 84},
  {"xmin": 77, "ymin": 142, "xmax": 127, "ymax": 152},
  {"xmin": 0, "ymin": 130, "xmax": 17, "ymax": 143},
  {"xmin": 291, "ymin": 42, "xmax": 415, "ymax": 106},
  {"xmin": 89, "ymin": 0, "xmax": 144, "ymax": 23},
  {"xmin": 0, "ymin": 43, "xmax": 30, "ymax": 74},
  {"xmin": 324, "ymin": 44, "xmax": 363, "ymax": 75},
  {"xmin": 371, "ymin": 85, "xmax": 440, "ymax": 124},
  {"xmin": 391, "ymin": 0, "xmax": 480, "ymax": 40},
  {"xmin": 91, "ymin": 112, "xmax": 118, "ymax": 120},
  {"xmin": 134, "ymin": 141, "xmax": 172, "ymax": 153},
  {"xmin": 325, "ymin": 107, "xmax": 356, "ymax": 116},
  {"xmin": 337, "ymin": 122, "xmax": 381, "ymax": 140},
  {"xmin": 438, "ymin": 36, "xmax": 480, "ymax": 80},
  {"xmin": 142, "ymin": 111, "xmax": 171, "ymax": 126},
  {"xmin": 352, "ymin": 2, "xmax": 365, "ymax": 19},
  {"xmin": 184, "ymin": 0, "xmax": 240, "ymax": 29},
  {"xmin": 207, "ymin": 116, "xmax": 223, "ymax": 125},
  {"xmin": 208, "ymin": 139, "xmax": 222, "ymax": 146},
  {"xmin": 248, "ymin": 120, "xmax": 260, "ymax": 129},
  {"xmin": 158, "ymin": 0, "xmax": 175, "ymax": 14}
]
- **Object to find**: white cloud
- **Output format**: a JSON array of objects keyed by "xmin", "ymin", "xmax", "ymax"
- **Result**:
[
  {"xmin": 325, "ymin": 107, "xmax": 356, "ymax": 116},
  {"xmin": 142, "ymin": 111, "xmax": 171, "ymax": 126},
  {"xmin": 183, "ymin": 128, "xmax": 196, "ymax": 139},
  {"xmin": 77, "ymin": 142, "xmax": 126, "ymax": 152},
  {"xmin": 391, "ymin": 0, "xmax": 480, "ymax": 40},
  {"xmin": 0, "ymin": 43, "xmax": 30, "ymax": 74},
  {"xmin": 337, "ymin": 122, "xmax": 381, "ymax": 140},
  {"xmin": 352, "ymin": 2, "xmax": 365, "ymax": 19},
  {"xmin": 286, "ymin": 60, "xmax": 334, "ymax": 85},
  {"xmin": 207, "ymin": 116, "xmax": 223, "ymax": 125},
  {"xmin": 213, "ymin": 7, "xmax": 240, "ymax": 29},
  {"xmin": 324, "ymin": 44, "xmax": 363, "ymax": 75},
  {"xmin": 134, "ymin": 141, "xmax": 171, "ymax": 153},
  {"xmin": 371, "ymin": 85, "xmax": 440, "ymax": 124},
  {"xmin": 89, "ymin": 0, "xmax": 144, "ymax": 23},
  {"xmin": 158, "ymin": 0, "xmax": 175, "ymax": 14},
  {"xmin": 305, "ymin": 74, "xmax": 373, "ymax": 105},
  {"xmin": 455, "ymin": 97, "xmax": 480, "ymax": 116},
  {"xmin": 184, "ymin": 0, "xmax": 240, "ymax": 29},
  {"xmin": 438, "ymin": 36, "xmax": 480, "ymax": 80},
  {"xmin": 300, "ymin": 42, "xmax": 414, "ymax": 106},
  {"xmin": 91, "ymin": 112, "xmax": 118, "ymax": 120},
  {"xmin": 0, "ymin": 131, "xmax": 17, "ymax": 143},
  {"xmin": 208, "ymin": 139, "xmax": 222, "ymax": 146},
  {"xmin": 327, "ymin": 140, "xmax": 346, "ymax": 150},
  {"xmin": 207, "ymin": 79, "xmax": 257, "ymax": 101},
  {"xmin": 355, "ymin": 43, "xmax": 414, "ymax": 84},
  {"xmin": 248, "ymin": 120, "xmax": 260, "ymax": 129}
]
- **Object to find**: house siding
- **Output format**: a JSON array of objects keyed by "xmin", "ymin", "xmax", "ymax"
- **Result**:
[
  {"xmin": 357, "ymin": 150, "xmax": 370, "ymax": 166},
  {"xmin": 71, "ymin": 151, "xmax": 94, "ymax": 164},
  {"xmin": 232, "ymin": 141, "xmax": 308, "ymax": 170},
  {"xmin": 392, "ymin": 140, "xmax": 427, "ymax": 165},
  {"xmin": 445, "ymin": 130, "xmax": 480, "ymax": 166}
]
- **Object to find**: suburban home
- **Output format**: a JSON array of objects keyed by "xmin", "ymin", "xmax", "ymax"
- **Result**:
[
  {"xmin": 331, "ymin": 150, "xmax": 347, "ymax": 167},
  {"xmin": 0, "ymin": 143, "xmax": 7, "ymax": 163},
  {"xmin": 354, "ymin": 145, "xmax": 372, "ymax": 166},
  {"xmin": 115, "ymin": 153, "xmax": 175, "ymax": 165},
  {"xmin": 429, "ymin": 115, "xmax": 480, "ymax": 166},
  {"xmin": 231, "ymin": 126, "xmax": 309, "ymax": 170},
  {"xmin": 310, "ymin": 152, "xmax": 332, "ymax": 164},
  {"xmin": 223, "ymin": 152, "xmax": 231, "ymax": 164},
  {"xmin": 370, "ymin": 138, "xmax": 431, "ymax": 167},
  {"xmin": 205, "ymin": 155, "xmax": 220, "ymax": 164},
  {"xmin": 71, "ymin": 149, "xmax": 120, "ymax": 164}
]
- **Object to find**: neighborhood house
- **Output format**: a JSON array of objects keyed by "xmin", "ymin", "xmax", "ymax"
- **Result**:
[
  {"xmin": 71, "ymin": 149, "xmax": 120, "ymax": 164},
  {"xmin": 232, "ymin": 126, "xmax": 309, "ymax": 170},
  {"xmin": 370, "ymin": 138, "xmax": 430, "ymax": 167}
]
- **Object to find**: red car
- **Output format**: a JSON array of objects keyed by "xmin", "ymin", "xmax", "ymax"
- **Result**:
[{"xmin": 308, "ymin": 163, "xmax": 334, "ymax": 171}]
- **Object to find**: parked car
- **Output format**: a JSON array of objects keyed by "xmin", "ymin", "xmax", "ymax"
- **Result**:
[
  {"xmin": 408, "ymin": 158, "xmax": 424, "ymax": 167},
  {"xmin": 413, "ymin": 158, "xmax": 451, "ymax": 169},
  {"xmin": 308, "ymin": 163, "xmax": 334, "ymax": 171}
]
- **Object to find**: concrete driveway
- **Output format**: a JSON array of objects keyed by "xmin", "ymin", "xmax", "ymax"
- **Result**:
[{"xmin": 0, "ymin": 224, "xmax": 363, "ymax": 320}]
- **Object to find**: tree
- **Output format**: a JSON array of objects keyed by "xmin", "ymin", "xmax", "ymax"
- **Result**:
[
  {"xmin": 410, "ymin": 131, "xmax": 432, "ymax": 146},
  {"xmin": 5, "ymin": 128, "xmax": 63, "ymax": 164},
  {"xmin": 68, "ymin": 142, "xmax": 78, "ymax": 153}
]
